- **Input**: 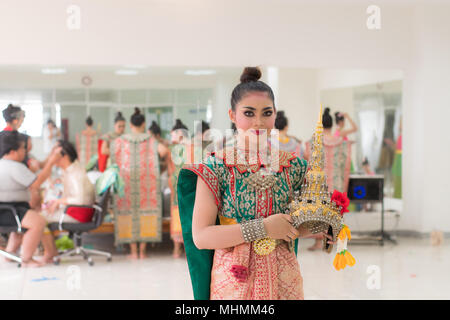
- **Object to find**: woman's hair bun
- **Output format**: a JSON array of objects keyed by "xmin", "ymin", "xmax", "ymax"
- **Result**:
[
  {"xmin": 114, "ymin": 111, "xmax": 125, "ymax": 123},
  {"xmin": 85, "ymin": 116, "xmax": 93, "ymax": 126},
  {"xmin": 240, "ymin": 67, "xmax": 262, "ymax": 83},
  {"xmin": 276, "ymin": 111, "xmax": 285, "ymax": 118},
  {"xmin": 134, "ymin": 107, "xmax": 141, "ymax": 115},
  {"xmin": 324, "ymin": 107, "xmax": 331, "ymax": 115}
]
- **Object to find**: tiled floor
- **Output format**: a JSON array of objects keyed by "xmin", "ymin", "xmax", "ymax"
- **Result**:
[{"xmin": 0, "ymin": 236, "xmax": 448, "ymax": 300}]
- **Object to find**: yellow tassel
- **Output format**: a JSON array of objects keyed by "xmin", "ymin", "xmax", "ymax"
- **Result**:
[
  {"xmin": 338, "ymin": 228, "xmax": 346, "ymax": 241},
  {"xmin": 337, "ymin": 253, "xmax": 346, "ymax": 270},
  {"xmin": 345, "ymin": 226, "xmax": 352, "ymax": 240},
  {"xmin": 333, "ymin": 254, "xmax": 339, "ymax": 270},
  {"xmin": 344, "ymin": 251, "xmax": 356, "ymax": 266}
]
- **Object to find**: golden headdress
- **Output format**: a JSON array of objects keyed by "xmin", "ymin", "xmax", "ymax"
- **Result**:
[{"xmin": 290, "ymin": 105, "xmax": 355, "ymax": 270}]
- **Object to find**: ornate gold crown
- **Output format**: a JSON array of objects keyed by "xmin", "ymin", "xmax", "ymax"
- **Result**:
[{"xmin": 290, "ymin": 105, "xmax": 355, "ymax": 270}]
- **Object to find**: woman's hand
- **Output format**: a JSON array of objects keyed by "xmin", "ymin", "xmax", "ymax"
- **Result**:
[
  {"xmin": 49, "ymin": 147, "xmax": 63, "ymax": 164},
  {"xmin": 298, "ymin": 226, "xmax": 336, "ymax": 245},
  {"xmin": 322, "ymin": 232, "xmax": 336, "ymax": 245},
  {"xmin": 263, "ymin": 214, "xmax": 299, "ymax": 242}
]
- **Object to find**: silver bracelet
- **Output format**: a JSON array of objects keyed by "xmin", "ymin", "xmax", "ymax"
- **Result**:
[{"xmin": 240, "ymin": 218, "xmax": 267, "ymax": 243}]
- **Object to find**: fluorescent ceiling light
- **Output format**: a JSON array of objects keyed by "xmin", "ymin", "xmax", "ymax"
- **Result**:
[
  {"xmin": 184, "ymin": 70, "xmax": 216, "ymax": 76},
  {"xmin": 115, "ymin": 69, "xmax": 139, "ymax": 75},
  {"xmin": 41, "ymin": 68, "xmax": 67, "ymax": 74},
  {"xmin": 123, "ymin": 64, "xmax": 147, "ymax": 69}
]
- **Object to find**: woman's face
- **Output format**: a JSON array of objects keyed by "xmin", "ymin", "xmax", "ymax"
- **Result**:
[
  {"xmin": 171, "ymin": 130, "xmax": 187, "ymax": 144},
  {"xmin": 229, "ymin": 92, "xmax": 275, "ymax": 143},
  {"xmin": 12, "ymin": 115, "xmax": 25, "ymax": 130},
  {"xmin": 337, "ymin": 118, "xmax": 345, "ymax": 129},
  {"xmin": 114, "ymin": 120, "xmax": 126, "ymax": 135}
]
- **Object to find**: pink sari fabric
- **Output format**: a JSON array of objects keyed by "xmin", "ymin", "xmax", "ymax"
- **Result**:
[
  {"xmin": 306, "ymin": 135, "xmax": 352, "ymax": 193},
  {"xmin": 210, "ymin": 242, "xmax": 304, "ymax": 300},
  {"xmin": 334, "ymin": 129, "xmax": 349, "ymax": 141}
]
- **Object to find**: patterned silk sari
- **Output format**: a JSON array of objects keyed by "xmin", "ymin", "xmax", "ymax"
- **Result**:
[
  {"xmin": 110, "ymin": 133, "xmax": 162, "ymax": 246},
  {"xmin": 76, "ymin": 132, "xmax": 99, "ymax": 168},
  {"xmin": 178, "ymin": 146, "xmax": 308, "ymax": 300},
  {"xmin": 392, "ymin": 135, "xmax": 402, "ymax": 199}
]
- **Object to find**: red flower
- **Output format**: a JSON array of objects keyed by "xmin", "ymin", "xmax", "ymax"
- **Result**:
[
  {"xmin": 331, "ymin": 190, "xmax": 350, "ymax": 216},
  {"xmin": 230, "ymin": 265, "xmax": 248, "ymax": 282}
]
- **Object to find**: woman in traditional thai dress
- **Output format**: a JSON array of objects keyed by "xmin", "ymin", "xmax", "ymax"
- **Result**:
[
  {"xmin": 177, "ymin": 67, "xmax": 334, "ymax": 300},
  {"xmin": 305, "ymin": 108, "xmax": 352, "ymax": 251},
  {"xmin": 385, "ymin": 118, "xmax": 402, "ymax": 199},
  {"xmin": 104, "ymin": 108, "xmax": 170, "ymax": 259},
  {"xmin": 274, "ymin": 110, "xmax": 304, "ymax": 158},
  {"xmin": 98, "ymin": 112, "xmax": 126, "ymax": 172},
  {"xmin": 168, "ymin": 119, "xmax": 190, "ymax": 258},
  {"xmin": 333, "ymin": 111, "xmax": 358, "ymax": 141},
  {"xmin": 76, "ymin": 116, "xmax": 99, "ymax": 168}
]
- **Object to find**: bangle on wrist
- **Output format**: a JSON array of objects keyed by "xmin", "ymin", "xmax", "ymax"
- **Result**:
[{"xmin": 240, "ymin": 218, "xmax": 267, "ymax": 243}]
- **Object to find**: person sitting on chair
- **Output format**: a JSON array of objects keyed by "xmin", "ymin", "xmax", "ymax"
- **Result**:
[
  {"xmin": 40, "ymin": 140, "xmax": 96, "ymax": 263},
  {"xmin": 0, "ymin": 131, "xmax": 60, "ymax": 267}
]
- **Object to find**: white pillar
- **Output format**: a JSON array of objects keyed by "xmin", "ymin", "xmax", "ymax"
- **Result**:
[{"xmin": 402, "ymin": 4, "xmax": 450, "ymax": 232}]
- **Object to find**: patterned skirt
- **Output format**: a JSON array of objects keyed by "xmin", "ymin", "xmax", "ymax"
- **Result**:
[{"xmin": 210, "ymin": 242, "xmax": 304, "ymax": 300}]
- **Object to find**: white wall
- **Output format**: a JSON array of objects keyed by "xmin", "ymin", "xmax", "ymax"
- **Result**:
[
  {"xmin": 317, "ymin": 69, "xmax": 403, "ymax": 90},
  {"xmin": 276, "ymin": 68, "xmax": 319, "ymax": 142},
  {"xmin": 0, "ymin": 1, "xmax": 413, "ymax": 68},
  {"xmin": 1, "ymin": 1, "xmax": 449, "ymax": 233}
]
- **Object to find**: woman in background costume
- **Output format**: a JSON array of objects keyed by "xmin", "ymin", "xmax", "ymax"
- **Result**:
[
  {"xmin": 168, "ymin": 119, "xmax": 190, "ymax": 258},
  {"xmin": 98, "ymin": 112, "xmax": 126, "ymax": 172},
  {"xmin": 105, "ymin": 108, "xmax": 169, "ymax": 259},
  {"xmin": 274, "ymin": 110, "xmax": 304, "ymax": 158},
  {"xmin": 177, "ymin": 67, "xmax": 333, "ymax": 300},
  {"xmin": 76, "ymin": 116, "xmax": 99, "ymax": 168}
]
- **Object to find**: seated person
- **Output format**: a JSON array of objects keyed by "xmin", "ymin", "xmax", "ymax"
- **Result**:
[
  {"xmin": 40, "ymin": 140, "xmax": 95, "ymax": 263},
  {"xmin": 0, "ymin": 131, "xmax": 60, "ymax": 267}
]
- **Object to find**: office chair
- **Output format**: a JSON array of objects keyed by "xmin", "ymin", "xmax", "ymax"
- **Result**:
[
  {"xmin": 0, "ymin": 205, "xmax": 23, "ymax": 267},
  {"xmin": 48, "ymin": 189, "xmax": 112, "ymax": 266}
]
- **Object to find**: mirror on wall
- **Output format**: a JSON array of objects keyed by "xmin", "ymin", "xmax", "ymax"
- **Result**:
[{"xmin": 320, "ymin": 80, "xmax": 402, "ymax": 199}]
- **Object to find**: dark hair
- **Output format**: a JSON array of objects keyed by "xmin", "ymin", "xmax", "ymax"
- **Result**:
[
  {"xmin": 335, "ymin": 112, "xmax": 344, "ymax": 124},
  {"xmin": 0, "ymin": 131, "xmax": 24, "ymax": 158},
  {"xmin": 47, "ymin": 119, "xmax": 56, "ymax": 127},
  {"xmin": 149, "ymin": 121, "xmax": 162, "ymax": 137},
  {"xmin": 130, "ymin": 107, "xmax": 145, "ymax": 127},
  {"xmin": 362, "ymin": 157, "xmax": 369, "ymax": 166},
  {"xmin": 230, "ymin": 67, "xmax": 275, "ymax": 111},
  {"xmin": 2, "ymin": 104, "xmax": 24, "ymax": 123},
  {"xmin": 172, "ymin": 119, "xmax": 188, "ymax": 132},
  {"xmin": 322, "ymin": 107, "xmax": 333, "ymax": 129},
  {"xmin": 275, "ymin": 111, "xmax": 288, "ymax": 130},
  {"xmin": 114, "ymin": 112, "xmax": 125, "ymax": 123},
  {"xmin": 195, "ymin": 121, "xmax": 210, "ymax": 135},
  {"xmin": 57, "ymin": 140, "xmax": 78, "ymax": 163},
  {"xmin": 86, "ymin": 116, "xmax": 93, "ymax": 126}
]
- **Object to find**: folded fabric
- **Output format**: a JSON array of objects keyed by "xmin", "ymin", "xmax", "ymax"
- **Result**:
[
  {"xmin": 85, "ymin": 155, "xmax": 98, "ymax": 171},
  {"xmin": 95, "ymin": 164, "xmax": 124, "ymax": 197}
]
